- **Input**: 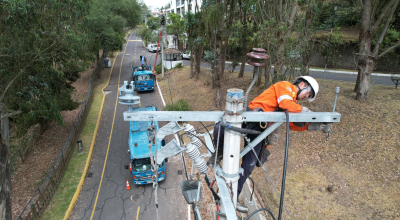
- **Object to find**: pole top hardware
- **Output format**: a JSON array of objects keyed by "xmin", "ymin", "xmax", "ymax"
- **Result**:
[{"xmin": 246, "ymin": 48, "xmax": 270, "ymax": 67}]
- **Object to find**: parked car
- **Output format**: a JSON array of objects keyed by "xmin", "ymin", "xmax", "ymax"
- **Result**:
[
  {"xmin": 147, "ymin": 44, "xmax": 158, "ymax": 53},
  {"xmin": 182, "ymin": 52, "xmax": 191, "ymax": 60}
]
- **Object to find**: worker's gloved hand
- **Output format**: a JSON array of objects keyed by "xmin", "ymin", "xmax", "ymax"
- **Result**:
[
  {"xmin": 301, "ymin": 106, "xmax": 311, "ymax": 112},
  {"xmin": 308, "ymin": 122, "xmax": 322, "ymax": 131},
  {"xmin": 321, "ymin": 123, "xmax": 332, "ymax": 133},
  {"xmin": 308, "ymin": 122, "xmax": 332, "ymax": 132}
]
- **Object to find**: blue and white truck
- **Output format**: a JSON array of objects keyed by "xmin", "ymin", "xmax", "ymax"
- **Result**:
[
  {"xmin": 131, "ymin": 65, "xmax": 155, "ymax": 92},
  {"xmin": 128, "ymin": 106, "xmax": 166, "ymax": 185}
]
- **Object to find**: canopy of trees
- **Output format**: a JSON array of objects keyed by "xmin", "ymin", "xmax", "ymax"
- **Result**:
[{"xmin": 0, "ymin": 0, "xmax": 142, "ymax": 136}]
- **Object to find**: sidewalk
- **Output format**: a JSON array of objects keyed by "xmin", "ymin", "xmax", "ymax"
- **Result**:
[{"xmin": 225, "ymin": 61, "xmax": 392, "ymax": 77}]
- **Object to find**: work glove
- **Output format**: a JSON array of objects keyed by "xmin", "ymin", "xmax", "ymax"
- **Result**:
[
  {"xmin": 321, "ymin": 123, "xmax": 332, "ymax": 133},
  {"xmin": 301, "ymin": 106, "xmax": 312, "ymax": 112},
  {"xmin": 308, "ymin": 122, "xmax": 332, "ymax": 133}
]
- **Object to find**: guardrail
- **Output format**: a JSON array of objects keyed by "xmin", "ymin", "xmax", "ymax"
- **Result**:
[
  {"xmin": 391, "ymin": 73, "xmax": 400, "ymax": 89},
  {"xmin": 16, "ymin": 57, "xmax": 104, "ymax": 220}
]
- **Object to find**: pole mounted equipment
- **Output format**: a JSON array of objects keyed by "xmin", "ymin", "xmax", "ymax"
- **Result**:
[{"xmin": 244, "ymin": 48, "xmax": 270, "ymax": 110}]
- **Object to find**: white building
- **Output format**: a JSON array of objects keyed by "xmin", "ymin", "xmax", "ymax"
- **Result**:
[
  {"xmin": 165, "ymin": 0, "xmax": 202, "ymax": 18},
  {"xmin": 164, "ymin": 0, "xmax": 202, "ymax": 50}
]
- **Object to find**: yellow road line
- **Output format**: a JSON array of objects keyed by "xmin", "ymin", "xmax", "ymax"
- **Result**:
[
  {"xmin": 63, "ymin": 53, "xmax": 119, "ymax": 220},
  {"xmin": 89, "ymin": 42, "xmax": 129, "ymax": 220},
  {"xmin": 136, "ymin": 206, "xmax": 140, "ymax": 220}
]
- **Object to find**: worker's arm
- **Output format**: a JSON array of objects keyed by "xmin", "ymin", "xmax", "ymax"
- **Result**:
[{"xmin": 275, "ymin": 85, "xmax": 302, "ymax": 112}]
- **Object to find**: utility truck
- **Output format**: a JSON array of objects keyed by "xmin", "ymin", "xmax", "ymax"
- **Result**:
[
  {"xmin": 128, "ymin": 106, "xmax": 166, "ymax": 185},
  {"xmin": 131, "ymin": 65, "xmax": 155, "ymax": 92}
]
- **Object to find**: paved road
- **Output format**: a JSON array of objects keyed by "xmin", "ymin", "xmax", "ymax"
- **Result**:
[
  {"xmin": 70, "ymin": 30, "xmax": 186, "ymax": 220},
  {"xmin": 180, "ymin": 60, "xmax": 395, "ymax": 86}
]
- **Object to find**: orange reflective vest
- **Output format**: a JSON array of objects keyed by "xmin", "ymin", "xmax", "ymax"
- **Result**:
[{"xmin": 248, "ymin": 81, "xmax": 309, "ymax": 131}]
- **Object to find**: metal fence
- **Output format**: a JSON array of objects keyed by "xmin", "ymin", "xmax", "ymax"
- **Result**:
[{"xmin": 16, "ymin": 57, "xmax": 104, "ymax": 220}]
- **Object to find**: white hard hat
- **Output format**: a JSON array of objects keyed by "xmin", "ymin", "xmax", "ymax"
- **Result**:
[{"xmin": 297, "ymin": 76, "xmax": 319, "ymax": 102}]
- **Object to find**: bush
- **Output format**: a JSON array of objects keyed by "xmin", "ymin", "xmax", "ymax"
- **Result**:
[
  {"xmin": 155, "ymin": 63, "xmax": 167, "ymax": 74},
  {"xmin": 174, "ymin": 62, "xmax": 183, "ymax": 69},
  {"xmin": 164, "ymin": 99, "xmax": 190, "ymax": 111}
]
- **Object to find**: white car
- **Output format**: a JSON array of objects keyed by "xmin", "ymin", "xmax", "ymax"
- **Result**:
[
  {"xmin": 147, "ymin": 44, "xmax": 158, "ymax": 53},
  {"xmin": 182, "ymin": 52, "xmax": 191, "ymax": 60}
]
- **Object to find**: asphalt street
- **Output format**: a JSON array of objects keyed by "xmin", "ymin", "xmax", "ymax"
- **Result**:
[
  {"xmin": 180, "ymin": 60, "xmax": 395, "ymax": 86},
  {"xmin": 70, "ymin": 30, "xmax": 186, "ymax": 220}
]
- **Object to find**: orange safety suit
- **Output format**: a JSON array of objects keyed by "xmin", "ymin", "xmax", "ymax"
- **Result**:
[{"xmin": 249, "ymin": 81, "xmax": 309, "ymax": 131}]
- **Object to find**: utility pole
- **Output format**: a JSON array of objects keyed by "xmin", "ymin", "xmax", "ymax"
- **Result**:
[
  {"xmin": 222, "ymin": 89, "xmax": 243, "ymax": 207},
  {"xmin": 161, "ymin": 12, "xmax": 165, "ymax": 79},
  {"xmin": 162, "ymin": 31, "xmax": 164, "ymax": 79}
]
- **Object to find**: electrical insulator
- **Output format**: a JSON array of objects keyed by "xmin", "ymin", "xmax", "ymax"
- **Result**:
[
  {"xmin": 183, "ymin": 124, "xmax": 202, "ymax": 150},
  {"xmin": 185, "ymin": 143, "xmax": 208, "ymax": 174}
]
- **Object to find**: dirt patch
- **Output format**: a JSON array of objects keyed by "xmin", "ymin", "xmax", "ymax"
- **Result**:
[
  {"xmin": 11, "ymin": 65, "xmax": 102, "ymax": 218},
  {"xmin": 157, "ymin": 67, "xmax": 400, "ymax": 219}
]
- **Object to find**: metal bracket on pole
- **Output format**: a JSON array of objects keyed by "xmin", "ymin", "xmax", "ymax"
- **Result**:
[{"xmin": 214, "ymin": 165, "xmax": 237, "ymax": 220}]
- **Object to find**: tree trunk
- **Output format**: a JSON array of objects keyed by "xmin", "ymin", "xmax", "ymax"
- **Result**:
[
  {"xmin": 273, "ymin": 41, "xmax": 285, "ymax": 81},
  {"xmin": 189, "ymin": 45, "xmax": 194, "ymax": 78},
  {"xmin": 264, "ymin": 64, "xmax": 270, "ymax": 88},
  {"xmin": 238, "ymin": 55, "xmax": 246, "ymax": 78},
  {"xmin": 354, "ymin": 0, "xmax": 373, "ymax": 99},
  {"xmin": 215, "ymin": 38, "xmax": 223, "ymax": 107},
  {"xmin": 355, "ymin": 56, "xmax": 374, "ymax": 100},
  {"xmin": 355, "ymin": 33, "xmax": 374, "ymax": 99},
  {"xmin": 194, "ymin": 44, "xmax": 203, "ymax": 81},
  {"xmin": 0, "ymin": 134, "xmax": 12, "ymax": 220}
]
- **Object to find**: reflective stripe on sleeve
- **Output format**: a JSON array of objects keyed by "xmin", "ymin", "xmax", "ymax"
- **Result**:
[{"xmin": 277, "ymin": 95, "xmax": 293, "ymax": 103}]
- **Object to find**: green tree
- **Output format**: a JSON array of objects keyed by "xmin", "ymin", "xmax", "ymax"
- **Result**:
[
  {"xmin": 166, "ymin": 13, "xmax": 185, "ymax": 50},
  {"xmin": 0, "ymin": 0, "xmax": 90, "ymax": 135},
  {"xmin": 86, "ymin": 0, "xmax": 141, "ymax": 58},
  {"xmin": 354, "ymin": 0, "xmax": 400, "ymax": 100}
]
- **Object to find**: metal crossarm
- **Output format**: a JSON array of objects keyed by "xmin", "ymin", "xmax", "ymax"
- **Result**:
[
  {"xmin": 123, "ymin": 111, "xmax": 341, "ymax": 123},
  {"xmin": 240, "ymin": 122, "xmax": 283, "ymax": 158}
]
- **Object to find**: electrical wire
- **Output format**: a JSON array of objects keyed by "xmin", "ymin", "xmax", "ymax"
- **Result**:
[
  {"xmin": 194, "ymin": 123, "xmax": 215, "ymax": 132},
  {"xmin": 177, "ymin": 133, "xmax": 189, "ymax": 180},
  {"xmin": 245, "ymin": 136, "xmax": 293, "ymax": 220},
  {"xmin": 199, "ymin": 121, "xmax": 216, "ymax": 151},
  {"xmin": 278, "ymin": 110, "xmax": 290, "ymax": 220},
  {"xmin": 179, "ymin": 132, "xmax": 212, "ymax": 154}
]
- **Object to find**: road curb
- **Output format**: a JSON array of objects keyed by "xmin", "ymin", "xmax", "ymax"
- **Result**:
[{"xmin": 225, "ymin": 61, "xmax": 392, "ymax": 77}]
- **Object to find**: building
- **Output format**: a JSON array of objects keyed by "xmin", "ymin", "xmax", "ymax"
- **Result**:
[
  {"xmin": 164, "ymin": 0, "xmax": 202, "ymax": 50},
  {"xmin": 165, "ymin": 0, "xmax": 202, "ymax": 18}
]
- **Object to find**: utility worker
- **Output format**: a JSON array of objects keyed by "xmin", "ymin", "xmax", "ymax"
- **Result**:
[
  {"xmin": 141, "ymin": 55, "xmax": 146, "ymax": 70},
  {"xmin": 207, "ymin": 76, "xmax": 331, "ymax": 213}
]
